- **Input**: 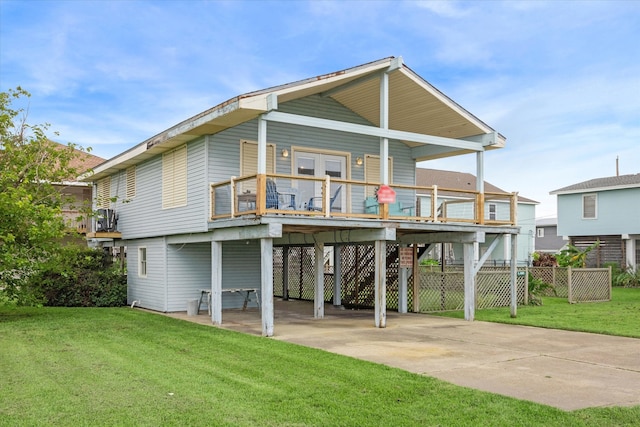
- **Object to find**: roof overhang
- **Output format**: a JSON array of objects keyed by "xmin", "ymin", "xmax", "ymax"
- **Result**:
[{"xmin": 81, "ymin": 57, "xmax": 505, "ymax": 182}]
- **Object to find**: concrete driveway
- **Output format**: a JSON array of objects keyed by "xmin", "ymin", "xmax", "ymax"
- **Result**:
[{"xmin": 169, "ymin": 300, "xmax": 640, "ymax": 411}]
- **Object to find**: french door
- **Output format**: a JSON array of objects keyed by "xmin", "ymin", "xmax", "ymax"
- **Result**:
[{"xmin": 294, "ymin": 151, "xmax": 346, "ymax": 211}]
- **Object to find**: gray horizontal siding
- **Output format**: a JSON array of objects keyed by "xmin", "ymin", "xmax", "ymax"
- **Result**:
[
  {"xmin": 208, "ymin": 95, "xmax": 416, "ymax": 213},
  {"xmin": 167, "ymin": 242, "xmax": 211, "ymax": 312},
  {"xmin": 127, "ymin": 238, "xmax": 167, "ymax": 312},
  {"xmin": 221, "ymin": 240, "xmax": 261, "ymax": 309},
  {"xmin": 112, "ymin": 138, "xmax": 209, "ymax": 239}
]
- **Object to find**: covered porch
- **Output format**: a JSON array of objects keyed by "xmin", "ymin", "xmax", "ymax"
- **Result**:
[{"xmin": 170, "ymin": 214, "xmax": 520, "ymax": 337}]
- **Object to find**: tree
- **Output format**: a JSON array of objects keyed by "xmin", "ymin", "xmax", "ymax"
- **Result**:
[{"xmin": 0, "ymin": 87, "xmax": 90, "ymax": 305}]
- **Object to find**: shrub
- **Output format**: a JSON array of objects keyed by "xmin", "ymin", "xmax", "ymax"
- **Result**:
[
  {"xmin": 528, "ymin": 274, "xmax": 555, "ymax": 306},
  {"xmin": 613, "ymin": 268, "xmax": 640, "ymax": 288},
  {"xmin": 28, "ymin": 246, "xmax": 126, "ymax": 307}
]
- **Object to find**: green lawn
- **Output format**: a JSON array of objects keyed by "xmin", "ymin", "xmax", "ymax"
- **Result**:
[
  {"xmin": 1, "ymin": 306, "xmax": 639, "ymax": 426},
  {"xmin": 435, "ymin": 287, "xmax": 640, "ymax": 338}
]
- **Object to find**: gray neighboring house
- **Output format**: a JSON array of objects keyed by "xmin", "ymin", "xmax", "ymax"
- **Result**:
[
  {"xmin": 550, "ymin": 173, "xmax": 640, "ymax": 270},
  {"xmin": 535, "ymin": 218, "xmax": 568, "ymax": 254},
  {"xmin": 416, "ymin": 168, "xmax": 538, "ymax": 265}
]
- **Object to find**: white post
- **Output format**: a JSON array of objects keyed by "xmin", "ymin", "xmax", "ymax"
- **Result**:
[
  {"xmin": 261, "ymin": 238, "xmax": 274, "ymax": 337},
  {"xmin": 380, "ymin": 72, "xmax": 389, "ymax": 185},
  {"xmin": 510, "ymin": 233, "xmax": 518, "ymax": 318},
  {"xmin": 282, "ymin": 247, "xmax": 289, "ymax": 301},
  {"xmin": 211, "ymin": 240, "xmax": 222, "ymax": 325},
  {"xmin": 374, "ymin": 240, "xmax": 387, "ymax": 328},
  {"xmin": 314, "ymin": 242, "xmax": 325, "ymax": 318},
  {"xmin": 398, "ymin": 266, "xmax": 408, "ymax": 314},
  {"xmin": 333, "ymin": 245, "xmax": 342, "ymax": 306},
  {"xmin": 476, "ymin": 151, "xmax": 484, "ymax": 193},
  {"xmin": 257, "ymin": 116, "xmax": 267, "ymax": 175},
  {"xmin": 463, "ymin": 242, "xmax": 475, "ymax": 321}
]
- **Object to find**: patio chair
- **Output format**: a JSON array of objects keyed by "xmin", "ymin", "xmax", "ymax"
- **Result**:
[
  {"xmin": 307, "ymin": 185, "xmax": 342, "ymax": 212},
  {"xmin": 266, "ymin": 179, "xmax": 298, "ymax": 210}
]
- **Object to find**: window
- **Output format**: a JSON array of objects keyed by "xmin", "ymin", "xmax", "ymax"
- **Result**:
[
  {"xmin": 126, "ymin": 166, "xmax": 136, "ymax": 199},
  {"xmin": 162, "ymin": 145, "xmax": 187, "ymax": 208},
  {"xmin": 364, "ymin": 154, "xmax": 393, "ymax": 197},
  {"xmin": 582, "ymin": 194, "xmax": 597, "ymax": 219},
  {"xmin": 138, "ymin": 247, "xmax": 147, "ymax": 277},
  {"xmin": 537, "ymin": 228, "xmax": 544, "ymax": 238},
  {"xmin": 488, "ymin": 203, "xmax": 497, "ymax": 221},
  {"xmin": 96, "ymin": 177, "xmax": 111, "ymax": 208}
]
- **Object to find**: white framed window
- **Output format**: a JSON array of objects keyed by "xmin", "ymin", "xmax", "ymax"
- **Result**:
[
  {"xmin": 488, "ymin": 203, "xmax": 497, "ymax": 221},
  {"xmin": 582, "ymin": 193, "xmax": 597, "ymax": 219},
  {"xmin": 537, "ymin": 228, "xmax": 544, "ymax": 238},
  {"xmin": 138, "ymin": 247, "xmax": 147, "ymax": 278},
  {"xmin": 162, "ymin": 145, "xmax": 187, "ymax": 208}
]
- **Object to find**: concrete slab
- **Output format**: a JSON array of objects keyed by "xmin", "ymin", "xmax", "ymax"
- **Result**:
[{"xmin": 162, "ymin": 299, "xmax": 640, "ymax": 411}]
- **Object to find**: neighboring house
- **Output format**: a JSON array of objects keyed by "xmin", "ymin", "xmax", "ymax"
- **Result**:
[
  {"xmin": 51, "ymin": 141, "xmax": 106, "ymax": 234},
  {"xmin": 416, "ymin": 168, "xmax": 538, "ymax": 266},
  {"xmin": 534, "ymin": 218, "xmax": 568, "ymax": 254},
  {"xmin": 550, "ymin": 173, "xmax": 640, "ymax": 270},
  {"xmin": 81, "ymin": 57, "xmax": 522, "ymax": 336}
]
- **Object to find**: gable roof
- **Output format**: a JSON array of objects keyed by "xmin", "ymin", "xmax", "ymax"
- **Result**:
[
  {"xmin": 82, "ymin": 57, "xmax": 505, "ymax": 182},
  {"xmin": 416, "ymin": 168, "xmax": 538, "ymax": 204},
  {"xmin": 549, "ymin": 173, "xmax": 640, "ymax": 195},
  {"xmin": 49, "ymin": 141, "xmax": 105, "ymax": 181}
]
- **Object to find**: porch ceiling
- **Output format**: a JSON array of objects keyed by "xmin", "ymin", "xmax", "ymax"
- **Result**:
[{"xmin": 83, "ymin": 57, "xmax": 503, "ymax": 182}]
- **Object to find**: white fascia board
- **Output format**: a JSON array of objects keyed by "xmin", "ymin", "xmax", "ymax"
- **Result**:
[
  {"xmin": 263, "ymin": 111, "xmax": 482, "ymax": 151},
  {"xmin": 79, "ymin": 144, "xmax": 147, "ymax": 182},
  {"xmin": 550, "ymin": 183, "xmax": 640, "ymax": 195}
]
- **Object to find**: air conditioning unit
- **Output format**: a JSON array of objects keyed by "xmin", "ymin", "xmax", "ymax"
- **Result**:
[{"xmin": 96, "ymin": 208, "xmax": 118, "ymax": 232}]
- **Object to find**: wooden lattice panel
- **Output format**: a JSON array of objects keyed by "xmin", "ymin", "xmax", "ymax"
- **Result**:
[
  {"xmin": 476, "ymin": 270, "xmax": 527, "ymax": 309},
  {"xmin": 569, "ymin": 268, "xmax": 611, "ymax": 303}
]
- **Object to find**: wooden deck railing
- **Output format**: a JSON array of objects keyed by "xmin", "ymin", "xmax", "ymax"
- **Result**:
[{"xmin": 210, "ymin": 173, "xmax": 517, "ymax": 226}]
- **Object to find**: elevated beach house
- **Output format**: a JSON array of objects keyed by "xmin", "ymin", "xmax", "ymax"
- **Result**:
[
  {"xmin": 81, "ymin": 57, "xmax": 521, "ymax": 336},
  {"xmin": 550, "ymin": 173, "xmax": 640, "ymax": 270}
]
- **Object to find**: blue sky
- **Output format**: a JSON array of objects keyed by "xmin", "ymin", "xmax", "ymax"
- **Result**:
[{"xmin": 1, "ymin": 0, "xmax": 638, "ymax": 219}]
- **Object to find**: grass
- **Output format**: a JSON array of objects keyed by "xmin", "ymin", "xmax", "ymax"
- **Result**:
[
  {"xmin": 1, "ymin": 306, "xmax": 639, "ymax": 426},
  {"xmin": 435, "ymin": 287, "xmax": 640, "ymax": 338}
]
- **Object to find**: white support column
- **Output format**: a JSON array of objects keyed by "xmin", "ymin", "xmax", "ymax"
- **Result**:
[
  {"xmin": 211, "ymin": 240, "xmax": 222, "ymax": 325},
  {"xmin": 374, "ymin": 240, "xmax": 387, "ymax": 328},
  {"xmin": 463, "ymin": 242, "xmax": 476, "ymax": 321},
  {"xmin": 380, "ymin": 72, "xmax": 389, "ymax": 185},
  {"xmin": 476, "ymin": 151, "xmax": 484, "ymax": 193},
  {"xmin": 257, "ymin": 115, "xmax": 267, "ymax": 175},
  {"xmin": 314, "ymin": 242, "xmax": 325, "ymax": 318},
  {"xmin": 398, "ymin": 266, "xmax": 408, "ymax": 314},
  {"xmin": 624, "ymin": 237, "xmax": 634, "ymax": 270},
  {"xmin": 333, "ymin": 245, "xmax": 342, "ymax": 306},
  {"xmin": 260, "ymin": 238, "xmax": 274, "ymax": 337},
  {"xmin": 510, "ymin": 233, "xmax": 518, "ymax": 318},
  {"xmin": 282, "ymin": 247, "xmax": 289, "ymax": 301}
]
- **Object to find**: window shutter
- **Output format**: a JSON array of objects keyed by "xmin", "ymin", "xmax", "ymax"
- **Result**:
[
  {"xmin": 240, "ymin": 140, "xmax": 275, "ymax": 193},
  {"xmin": 96, "ymin": 177, "xmax": 111, "ymax": 208},
  {"xmin": 126, "ymin": 166, "xmax": 136, "ymax": 199},
  {"xmin": 364, "ymin": 155, "xmax": 393, "ymax": 197},
  {"xmin": 162, "ymin": 145, "xmax": 188, "ymax": 208}
]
